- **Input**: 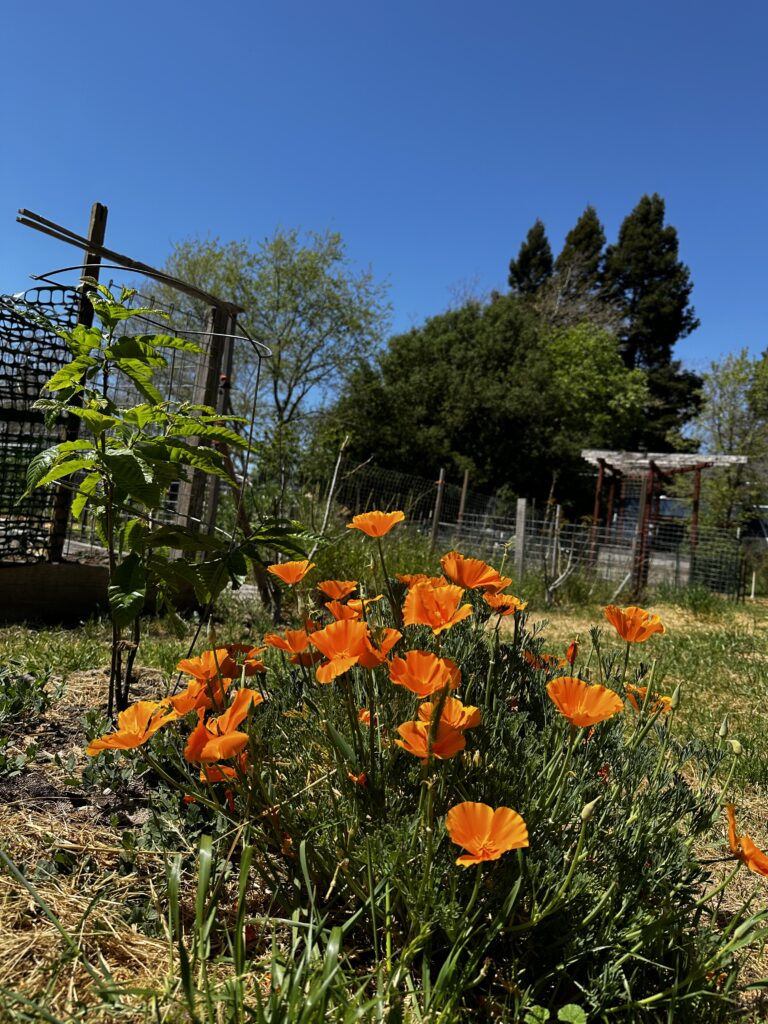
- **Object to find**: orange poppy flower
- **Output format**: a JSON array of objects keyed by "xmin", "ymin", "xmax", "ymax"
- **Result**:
[
  {"xmin": 184, "ymin": 689, "xmax": 263, "ymax": 764},
  {"xmin": 347, "ymin": 770, "xmax": 368, "ymax": 786},
  {"xmin": 604, "ymin": 605, "xmax": 665, "ymax": 643},
  {"xmin": 86, "ymin": 701, "xmax": 178, "ymax": 755},
  {"xmin": 402, "ymin": 582, "xmax": 473, "ymax": 635},
  {"xmin": 418, "ymin": 696, "xmax": 481, "ymax": 731},
  {"xmin": 346, "ymin": 510, "xmax": 406, "ymax": 537},
  {"xmin": 308, "ymin": 619, "xmax": 372, "ymax": 683},
  {"xmin": 317, "ymin": 579, "xmax": 358, "ymax": 600},
  {"xmin": 396, "ymin": 573, "xmax": 448, "ymax": 589},
  {"xmin": 395, "ymin": 720, "xmax": 466, "ymax": 761},
  {"xmin": 358, "ymin": 708, "xmax": 373, "ymax": 726},
  {"xmin": 389, "ymin": 650, "xmax": 461, "ymax": 696},
  {"xmin": 325, "ymin": 595, "xmax": 382, "ymax": 621},
  {"xmin": 267, "ymin": 560, "xmax": 315, "ymax": 586},
  {"xmin": 169, "ymin": 675, "xmax": 233, "ymax": 715},
  {"xmin": 625, "ymin": 684, "xmax": 672, "ymax": 715},
  {"xmin": 225, "ymin": 644, "xmax": 267, "ymax": 675},
  {"xmin": 357, "ymin": 627, "xmax": 402, "ymax": 669},
  {"xmin": 566, "ymin": 641, "xmax": 579, "ymax": 666},
  {"xmin": 445, "ymin": 801, "xmax": 529, "ymax": 867},
  {"xmin": 177, "ymin": 648, "xmax": 239, "ymax": 683},
  {"xmin": 547, "ymin": 676, "xmax": 623, "ymax": 728},
  {"xmin": 440, "ymin": 552, "xmax": 510, "ymax": 593},
  {"xmin": 484, "ymin": 592, "xmax": 528, "ymax": 616},
  {"xmin": 726, "ymin": 805, "xmax": 768, "ymax": 876},
  {"xmin": 263, "ymin": 629, "xmax": 311, "ymax": 655}
]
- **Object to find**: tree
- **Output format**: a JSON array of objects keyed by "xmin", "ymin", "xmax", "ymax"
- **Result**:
[
  {"xmin": 686, "ymin": 349, "xmax": 768, "ymax": 527},
  {"xmin": 554, "ymin": 204, "xmax": 605, "ymax": 295},
  {"xmin": 508, "ymin": 220, "xmax": 553, "ymax": 294},
  {"xmin": 161, "ymin": 230, "xmax": 390, "ymax": 510},
  {"xmin": 332, "ymin": 295, "xmax": 648, "ymax": 509},
  {"xmin": 602, "ymin": 194, "xmax": 701, "ymax": 447}
]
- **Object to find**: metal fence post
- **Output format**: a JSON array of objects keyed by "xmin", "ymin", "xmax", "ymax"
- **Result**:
[
  {"xmin": 429, "ymin": 468, "xmax": 445, "ymax": 553},
  {"xmin": 515, "ymin": 498, "xmax": 527, "ymax": 581}
]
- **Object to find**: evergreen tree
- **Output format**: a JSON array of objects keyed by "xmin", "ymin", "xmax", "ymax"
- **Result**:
[
  {"xmin": 602, "ymin": 193, "xmax": 699, "ymax": 370},
  {"xmin": 508, "ymin": 219, "xmax": 553, "ymax": 294},
  {"xmin": 602, "ymin": 194, "xmax": 701, "ymax": 448},
  {"xmin": 554, "ymin": 204, "xmax": 606, "ymax": 295}
]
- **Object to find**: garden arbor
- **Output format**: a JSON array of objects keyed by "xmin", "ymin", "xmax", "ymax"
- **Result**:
[{"xmin": 582, "ymin": 449, "xmax": 748, "ymax": 594}]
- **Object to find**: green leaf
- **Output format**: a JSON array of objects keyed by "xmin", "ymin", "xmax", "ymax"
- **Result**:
[
  {"xmin": 33, "ymin": 456, "xmax": 96, "ymax": 490},
  {"xmin": 121, "ymin": 518, "xmax": 149, "ymax": 554},
  {"xmin": 558, "ymin": 1007, "xmax": 588, "ymax": 1024},
  {"xmin": 72, "ymin": 471, "xmax": 101, "ymax": 520},
  {"xmin": 135, "ymin": 333, "xmax": 203, "ymax": 354},
  {"xmin": 523, "ymin": 1008, "xmax": 550, "ymax": 1024},
  {"xmin": 122, "ymin": 404, "xmax": 163, "ymax": 429},
  {"xmin": 101, "ymin": 450, "xmax": 157, "ymax": 503},
  {"xmin": 68, "ymin": 407, "xmax": 120, "ymax": 435},
  {"xmin": 107, "ymin": 336, "xmax": 168, "ymax": 365},
  {"xmin": 143, "ymin": 525, "xmax": 224, "ymax": 553},
  {"xmin": 172, "ymin": 421, "xmax": 248, "ymax": 448},
  {"xmin": 44, "ymin": 355, "xmax": 99, "ymax": 392},
  {"xmin": 23, "ymin": 442, "xmax": 92, "ymax": 496},
  {"xmin": 138, "ymin": 440, "xmax": 234, "ymax": 483},
  {"xmin": 107, "ymin": 552, "xmax": 147, "ymax": 627},
  {"xmin": 66, "ymin": 324, "xmax": 103, "ymax": 356},
  {"xmin": 114, "ymin": 359, "xmax": 163, "ymax": 405}
]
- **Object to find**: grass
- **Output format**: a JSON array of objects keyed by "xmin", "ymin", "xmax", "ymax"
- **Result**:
[{"xmin": 2, "ymin": 579, "xmax": 768, "ymax": 1022}]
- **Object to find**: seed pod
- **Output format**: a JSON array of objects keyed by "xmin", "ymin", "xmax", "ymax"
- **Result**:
[
  {"xmin": 729, "ymin": 739, "xmax": 744, "ymax": 756},
  {"xmin": 207, "ymin": 618, "xmax": 217, "ymax": 646},
  {"xmin": 670, "ymin": 685, "xmax": 681, "ymax": 711},
  {"xmin": 718, "ymin": 715, "xmax": 729, "ymax": 739}
]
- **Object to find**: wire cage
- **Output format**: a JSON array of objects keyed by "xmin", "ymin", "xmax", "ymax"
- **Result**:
[{"xmin": 0, "ymin": 275, "xmax": 268, "ymax": 584}]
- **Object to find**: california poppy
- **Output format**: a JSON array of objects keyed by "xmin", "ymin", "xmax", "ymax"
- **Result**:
[
  {"xmin": 566, "ymin": 641, "xmax": 579, "ymax": 666},
  {"xmin": 403, "ymin": 582, "xmax": 472, "ymax": 635},
  {"xmin": 484, "ymin": 592, "xmax": 528, "ymax": 616},
  {"xmin": 267, "ymin": 560, "xmax": 315, "ymax": 586},
  {"xmin": 604, "ymin": 605, "xmax": 665, "ymax": 643},
  {"xmin": 547, "ymin": 676, "xmax": 623, "ymax": 728},
  {"xmin": 445, "ymin": 801, "xmax": 529, "ymax": 867},
  {"xmin": 326, "ymin": 595, "xmax": 382, "ymax": 621},
  {"xmin": 418, "ymin": 696, "xmax": 481, "ymax": 731},
  {"xmin": 177, "ymin": 648, "xmax": 239, "ymax": 683},
  {"xmin": 317, "ymin": 579, "xmax": 358, "ymax": 600},
  {"xmin": 440, "ymin": 551, "xmax": 510, "ymax": 593},
  {"xmin": 308, "ymin": 619, "xmax": 372, "ymax": 683},
  {"xmin": 184, "ymin": 689, "xmax": 263, "ymax": 764},
  {"xmin": 726, "ymin": 804, "xmax": 768, "ymax": 876},
  {"xmin": 263, "ymin": 629, "xmax": 312, "ymax": 655},
  {"xmin": 523, "ymin": 650, "xmax": 567, "ymax": 672},
  {"xmin": 396, "ymin": 573, "xmax": 448, "ymax": 589},
  {"xmin": 357, "ymin": 627, "xmax": 402, "ymax": 669},
  {"xmin": 170, "ymin": 675, "xmax": 233, "ymax": 715},
  {"xmin": 395, "ymin": 720, "xmax": 466, "ymax": 760},
  {"xmin": 625, "ymin": 684, "xmax": 672, "ymax": 715},
  {"xmin": 86, "ymin": 701, "xmax": 178, "ymax": 755},
  {"xmin": 346, "ymin": 510, "xmax": 405, "ymax": 537},
  {"xmin": 389, "ymin": 650, "xmax": 461, "ymax": 696}
]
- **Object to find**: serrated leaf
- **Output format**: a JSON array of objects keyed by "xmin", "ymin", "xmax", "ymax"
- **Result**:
[
  {"xmin": 122, "ymin": 404, "xmax": 163, "ymax": 429},
  {"xmin": 558, "ymin": 1007, "xmax": 588, "ymax": 1024},
  {"xmin": 121, "ymin": 518, "xmax": 149, "ymax": 554},
  {"xmin": 23, "ymin": 443, "xmax": 92, "ymax": 496},
  {"xmin": 135, "ymin": 333, "xmax": 203, "ymax": 354},
  {"xmin": 138, "ymin": 440, "xmax": 234, "ymax": 483},
  {"xmin": 72, "ymin": 471, "xmax": 101, "ymax": 520},
  {"xmin": 108, "ymin": 552, "xmax": 146, "ymax": 627},
  {"xmin": 69, "ymin": 408, "xmax": 120, "ymax": 435},
  {"xmin": 44, "ymin": 355, "xmax": 99, "ymax": 393},
  {"xmin": 107, "ymin": 336, "xmax": 168, "ymax": 365},
  {"xmin": 33, "ymin": 456, "xmax": 96, "ymax": 490},
  {"xmin": 115, "ymin": 359, "xmax": 163, "ymax": 405},
  {"xmin": 172, "ymin": 421, "xmax": 248, "ymax": 448},
  {"xmin": 67, "ymin": 324, "xmax": 103, "ymax": 356},
  {"xmin": 101, "ymin": 450, "xmax": 158, "ymax": 504},
  {"xmin": 144, "ymin": 525, "xmax": 224, "ymax": 552}
]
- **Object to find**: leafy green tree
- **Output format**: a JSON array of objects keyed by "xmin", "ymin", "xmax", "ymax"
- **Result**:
[
  {"xmin": 686, "ymin": 349, "xmax": 768, "ymax": 527},
  {"xmin": 508, "ymin": 220, "xmax": 554, "ymax": 294},
  {"xmin": 333, "ymin": 297, "xmax": 648, "ymax": 509},
  {"xmin": 161, "ymin": 230, "xmax": 390, "ymax": 511}
]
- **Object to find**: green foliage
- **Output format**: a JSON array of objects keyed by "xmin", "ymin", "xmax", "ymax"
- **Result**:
[
  {"xmin": 509, "ymin": 219, "xmax": 554, "ymax": 294},
  {"xmin": 19, "ymin": 283, "xmax": 303, "ymax": 713}
]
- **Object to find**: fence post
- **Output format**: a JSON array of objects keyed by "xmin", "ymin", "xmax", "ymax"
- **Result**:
[
  {"xmin": 455, "ymin": 468, "xmax": 469, "ymax": 541},
  {"xmin": 429, "ymin": 468, "xmax": 445, "ymax": 553},
  {"xmin": 515, "ymin": 498, "xmax": 527, "ymax": 582}
]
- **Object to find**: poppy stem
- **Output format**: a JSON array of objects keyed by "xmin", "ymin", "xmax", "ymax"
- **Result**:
[
  {"xmin": 465, "ymin": 863, "xmax": 483, "ymax": 918},
  {"xmin": 620, "ymin": 641, "xmax": 631, "ymax": 686},
  {"xmin": 547, "ymin": 725, "xmax": 579, "ymax": 819},
  {"xmin": 376, "ymin": 538, "xmax": 403, "ymax": 628}
]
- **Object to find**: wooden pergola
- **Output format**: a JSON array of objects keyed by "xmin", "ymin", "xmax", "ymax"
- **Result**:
[{"xmin": 581, "ymin": 449, "xmax": 748, "ymax": 592}]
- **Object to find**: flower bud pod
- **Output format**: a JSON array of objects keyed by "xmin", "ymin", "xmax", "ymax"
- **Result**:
[
  {"xmin": 207, "ymin": 618, "xmax": 217, "ymax": 646},
  {"xmin": 581, "ymin": 796, "xmax": 601, "ymax": 822},
  {"xmin": 729, "ymin": 739, "xmax": 744, "ymax": 756},
  {"xmin": 718, "ymin": 715, "xmax": 729, "ymax": 739},
  {"xmin": 670, "ymin": 685, "xmax": 681, "ymax": 711}
]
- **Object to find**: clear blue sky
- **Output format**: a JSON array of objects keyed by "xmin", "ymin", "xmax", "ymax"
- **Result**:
[{"xmin": 1, "ymin": 0, "xmax": 765, "ymax": 373}]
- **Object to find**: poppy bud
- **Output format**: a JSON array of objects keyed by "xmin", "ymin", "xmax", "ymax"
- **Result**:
[
  {"xmin": 207, "ymin": 618, "xmax": 217, "ymax": 646},
  {"xmin": 566, "ymin": 641, "xmax": 579, "ymax": 666},
  {"xmin": 729, "ymin": 739, "xmax": 744, "ymax": 756},
  {"xmin": 581, "ymin": 796, "xmax": 601, "ymax": 822},
  {"xmin": 670, "ymin": 685, "xmax": 681, "ymax": 711},
  {"xmin": 718, "ymin": 715, "xmax": 729, "ymax": 739}
]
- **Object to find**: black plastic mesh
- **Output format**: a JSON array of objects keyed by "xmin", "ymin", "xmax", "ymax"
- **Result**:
[{"xmin": 0, "ymin": 287, "xmax": 79, "ymax": 561}]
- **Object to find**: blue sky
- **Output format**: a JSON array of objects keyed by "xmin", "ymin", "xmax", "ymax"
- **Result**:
[{"xmin": 1, "ymin": 0, "xmax": 765, "ymax": 373}]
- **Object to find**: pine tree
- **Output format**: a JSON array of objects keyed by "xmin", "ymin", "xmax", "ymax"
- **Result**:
[
  {"xmin": 602, "ymin": 194, "xmax": 701, "ymax": 448},
  {"xmin": 508, "ymin": 219, "xmax": 553, "ymax": 294},
  {"xmin": 602, "ymin": 193, "xmax": 699, "ymax": 370},
  {"xmin": 554, "ymin": 204, "xmax": 606, "ymax": 295}
]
